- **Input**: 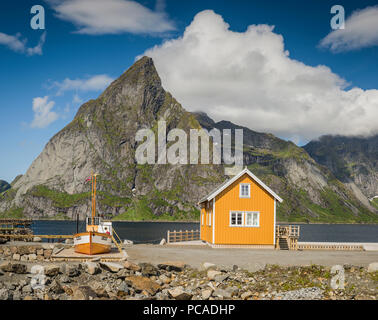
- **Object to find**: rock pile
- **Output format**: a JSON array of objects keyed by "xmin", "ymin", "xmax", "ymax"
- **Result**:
[{"xmin": 0, "ymin": 259, "xmax": 376, "ymax": 300}]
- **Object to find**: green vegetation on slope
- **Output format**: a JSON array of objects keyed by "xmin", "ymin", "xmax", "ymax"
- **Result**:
[
  {"xmin": 247, "ymin": 163, "xmax": 378, "ymax": 223},
  {"xmin": 29, "ymin": 185, "xmax": 91, "ymax": 208},
  {"xmin": 371, "ymin": 198, "xmax": 378, "ymax": 210},
  {"xmin": 0, "ymin": 207, "xmax": 24, "ymax": 219},
  {"xmin": 112, "ymin": 196, "xmax": 199, "ymax": 222}
]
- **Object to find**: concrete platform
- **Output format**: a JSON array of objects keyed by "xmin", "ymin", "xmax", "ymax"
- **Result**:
[{"xmin": 51, "ymin": 247, "xmax": 126, "ymax": 262}]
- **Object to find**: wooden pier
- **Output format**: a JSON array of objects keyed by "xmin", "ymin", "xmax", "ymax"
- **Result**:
[
  {"xmin": 0, "ymin": 219, "xmax": 33, "ymax": 241},
  {"xmin": 51, "ymin": 247, "xmax": 125, "ymax": 262},
  {"xmin": 0, "ymin": 218, "xmax": 75, "ymax": 242}
]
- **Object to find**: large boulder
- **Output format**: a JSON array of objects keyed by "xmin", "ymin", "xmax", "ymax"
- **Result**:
[
  {"xmin": 49, "ymin": 280, "xmax": 64, "ymax": 294},
  {"xmin": 44, "ymin": 265, "xmax": 60, "ymax": 277},
  {"xmin": 157, "ymin": 261, "xmax": 187, "ymax": 272},
  {"xmin": 202, "ymin": 262, "xmax": 216, "ymax": 271},
  {"xmin": 139, "ymin": 263, "xmax": 159, "ymax": 276},
  {"xmin": 72, "ymin": 286, "xmax": 97, "ymax": 300},
  {"xmin": 201, "ymin": 289, "xmax": 213, "ymax": 300},
  {"xmin": 125, "ymin": 276, "xmax": 160, "ymax": 295},
  {"xmin": 207, "ymin": 270, "xmax": 222, "ymax": 280},
  {"xmin": 124, "ymin": 261, "xmax": 141, "ymax": 272},
  {"xmin": 168, "ymin": 287, "xmax": 193, "ymax": 300},
  {"xmin": 99, "ymin": 262, "xmax": 124, "ymax": 273},
  {"xmin": 0, "ymin": 262, "xmax": 27, "ymax": 274},
  {"xmin": 64, "ymin": 264, "xmax": 80, "ymax": 277},
  {"xmin": 367, "ymin": 262, "xmax": 378, "ymax": 273},
  {"xmin": 85, "ymin": 262, "xmax": 101, "ymax": 275}
]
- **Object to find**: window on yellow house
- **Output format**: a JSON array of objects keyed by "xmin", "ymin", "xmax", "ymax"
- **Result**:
[
  {"xmin": 239, "ymin": 183, "xmax": 250, "ymax": 198},
  {"xmin": 245, "ymin": 212, "xmax": 259, "ymax": 227},
  {"xmin": 230, "ymin": 211, "xmax": 243, "ymax": 226}
]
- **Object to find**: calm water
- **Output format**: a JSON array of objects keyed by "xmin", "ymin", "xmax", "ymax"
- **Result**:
[{"xmin": 31, "ymin": 221, "xmax": 378, "ymax": 244}]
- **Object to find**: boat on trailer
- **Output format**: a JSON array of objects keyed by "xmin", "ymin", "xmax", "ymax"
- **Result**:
[{"xmin": 74, "ymin": 173, "xmax": 113, "ymax": 255}]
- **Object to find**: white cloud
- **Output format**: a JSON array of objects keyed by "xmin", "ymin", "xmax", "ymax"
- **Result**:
[
  {"xmin": 0, "ymin": 32, "xmax": 46, "ymax": 55},
  {"xmin": 72, "ymin": 93, "xmax": 83, "ymax": 104},
  {"xmin": 320, "ymin": 6, "xmax": 378, "ymax": 52},
  {"xmin": 140, "ymin": 10, "xmax": 378, "ymax": 142},
  {"xmin": 31, "ymin": 96, "xmax": 59, "ymax": 128},
  {"xmin": 47, "ymin": 0, "xmax": 175, "ymax": 35},
  {"xmin": 52, "ymin": 74, "xmax": 114, "ymax": 95}
]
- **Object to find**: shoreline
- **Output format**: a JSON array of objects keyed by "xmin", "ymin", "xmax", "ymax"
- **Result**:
[{"xmin": 30, "ymin": 219, "xmax": 378, "ymax": 225}]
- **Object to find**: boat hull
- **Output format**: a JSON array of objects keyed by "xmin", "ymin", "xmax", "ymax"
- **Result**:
[{"xmin": 74, "ymin": 232, "xmax": 112, "ymax": 255}]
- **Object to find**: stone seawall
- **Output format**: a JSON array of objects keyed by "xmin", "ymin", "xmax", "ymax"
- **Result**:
[{"xmin": 0, "ymin": 244, "xmax": 71, "ymax": 262}]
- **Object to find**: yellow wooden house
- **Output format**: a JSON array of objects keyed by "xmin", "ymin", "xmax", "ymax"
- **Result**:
[{"xmin": 199, "ymin": 168, "xmax": 283, "ymax": 248}]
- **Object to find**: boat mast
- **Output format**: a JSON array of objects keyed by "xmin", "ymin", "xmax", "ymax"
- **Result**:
[{"xmin": 93, "ymin": 173, "xmax": 97, "ymax": 223}]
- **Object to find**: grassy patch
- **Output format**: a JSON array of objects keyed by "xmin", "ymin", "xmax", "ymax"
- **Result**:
[
  {"xmin": 0, "ymin": 207, "xmax": 25, "ymax": 218},
  {"xmin": 29, "ymin": 185, "xmax": 90, "ymax": 208},
  {"xmin": 371, "ymin": 198, "xmax": 378, "ymax": 210},
  {"xmin": 43, "ymin": 212, "xmax": 71, "ymax": 220}
]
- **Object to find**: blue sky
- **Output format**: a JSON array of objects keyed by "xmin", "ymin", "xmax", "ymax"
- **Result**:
[{"xmin": 0, "ymin": 0, "xmax": 377, "ymax": 183}]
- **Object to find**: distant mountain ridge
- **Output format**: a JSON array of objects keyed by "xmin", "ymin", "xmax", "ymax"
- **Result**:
[
  {"xmin": 194, "ymin": 112, "xmax": 378, "ymax": 222},
  {"xmin": 0, "ymin": 57, "xmax": 377, "ymax": 223},
  {"xmin": 304, "ymin": 135, "xmax": 378, "ymax": 207},
  {"xmin": 0, "ymin": 180, "xmax": 10, "ymax": 193}
]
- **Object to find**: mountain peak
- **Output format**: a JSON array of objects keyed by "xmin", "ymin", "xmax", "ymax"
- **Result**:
[
  {"xmin": 96, "ymin": 56, "xmax": 163, "ymax": 108},
  {"xmin": 116, "ymin": 56, "xmax": 161, "ymax": 87}
]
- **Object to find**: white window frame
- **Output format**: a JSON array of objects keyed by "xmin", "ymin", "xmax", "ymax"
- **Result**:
[
  {"xmin": 209, "ymin": 212, "xmax": 212, "ymax": 226},
  {"xmin": 229, "ymin": 211, "xmax": 243, "ymax": 227},
  {"xmin": 239, "ymin": 183, "xmax": 251, "ymax": 198},
  {"xmin": 229, "ymin": 211, "xmax": 260, "ymax": 228},
  {"xmin": 244, "ymin": 211, "xmax": 260, "ymax": 227}
]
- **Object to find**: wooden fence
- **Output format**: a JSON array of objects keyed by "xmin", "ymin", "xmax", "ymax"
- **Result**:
[
  {"xmin": 167, "ymin": 230, "xmax": 200, "ymax": 243},
  {"xmin": 298, "ymin": 243, "xmax": 364, "ymax": 251}
]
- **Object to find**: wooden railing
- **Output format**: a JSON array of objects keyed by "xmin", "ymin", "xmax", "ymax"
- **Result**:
[
  {"xmin": 111, "ymin": 228, "xmax": 124, "ymax": 253},
  {"xmin": 276, "ymin": 225, "xmax": 300, "ymax": 238},
  {"xmin": 167, "ymin": 230, "xmax": 200, "ymax": 243},
  {"xmin": 275, "ymin": 225, "xmax": 300, "ymax": 250}
]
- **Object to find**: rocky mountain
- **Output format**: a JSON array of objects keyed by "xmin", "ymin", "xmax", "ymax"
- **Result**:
[
  {"xmin": 304, "ymin": 135, "xmax": 378, "ymax": 208},
  {"xmin": 194, "ymin": 113, "xmax": 378, "ymax": 223},
  {"xmin": 0, "ymin": 180, "xmax": 10, "ymax": 193},
  {"xmin": 0, "ymin": 57, "xmax": 225, "ymax": 220},
  {"xmin": 0, "ymin": 57, "xmax": 377, "ymax": 223}
]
